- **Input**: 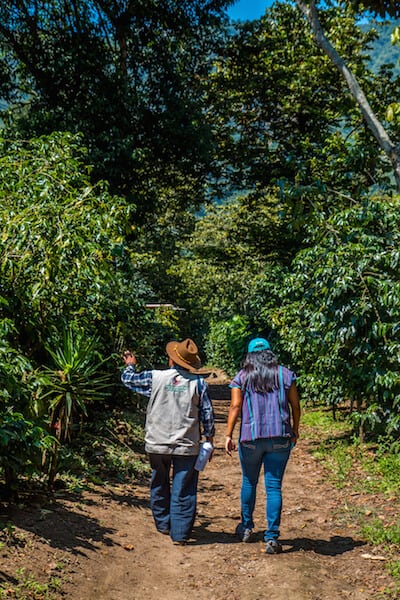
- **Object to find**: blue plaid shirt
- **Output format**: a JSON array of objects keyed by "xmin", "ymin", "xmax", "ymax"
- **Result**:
[{"xmin": 121, "ymin": 365, "xmax": 215, "ymax": 438}]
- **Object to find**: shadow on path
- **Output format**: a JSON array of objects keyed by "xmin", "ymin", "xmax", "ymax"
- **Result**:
[
  {"xmin": 281, "ymin": 535, "xmax": 366, "ymax": 555},
  {"xmin": 3, "ymin": 478, "xmax": 150, "ymax": 558},
  {"xmin": 7, "ymin": 502, "xmax": 116, "ymax": 557},
  {"xmin": 186, "ymin": 525, "xmax": 366, "ymax": 555},
  {"xmin": 189, "ymin": 519, "xmax": 240, "ymax": 545}
]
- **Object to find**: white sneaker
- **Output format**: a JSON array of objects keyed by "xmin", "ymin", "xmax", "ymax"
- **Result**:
[
  {"xmin": 265, "ymin": 539, "xmax": 282, "ymax": 554},
  {"xmin": 236, "ymin": 523, "xmax": 253, "ymax": 543}
]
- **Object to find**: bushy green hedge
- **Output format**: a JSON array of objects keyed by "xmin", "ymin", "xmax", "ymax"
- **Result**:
[{"xmin": 272, "ymin": 195, "xmax": 400, "ymax": 437}]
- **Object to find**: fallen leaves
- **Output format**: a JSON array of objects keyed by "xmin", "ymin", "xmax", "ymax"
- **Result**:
[{"xmin": 123, "ymin": 544, "xmax": 135, "ymax": 551}]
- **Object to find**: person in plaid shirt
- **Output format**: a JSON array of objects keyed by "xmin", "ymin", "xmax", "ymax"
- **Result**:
[{"xmin": 122, "ymin": 338, "xmax": 215, "ymax": 545}]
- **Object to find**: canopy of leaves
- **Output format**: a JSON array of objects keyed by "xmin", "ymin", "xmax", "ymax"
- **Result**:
[
  {"xmin": 0, "ymin": 0, "xmax": 399, "ymax": 451},
  {"xmin": 208, "ymin": 2, "xmax": 398, "ymax": 201},
  {"xmin": 349, "ymin": 0, "xmax": 400, "ymax": 18},
  {"xmin": 0, "ymin": 0, "xmax": 231, "ymax": 219},
  {"xmin": 171, "ymin": 188, "xmax": 296, "ymax": 346}
]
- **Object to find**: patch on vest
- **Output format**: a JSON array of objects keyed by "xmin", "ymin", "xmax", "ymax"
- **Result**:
[{"xmin": 164, "ymin": 375, "xmax": 189, "ymax": 395}]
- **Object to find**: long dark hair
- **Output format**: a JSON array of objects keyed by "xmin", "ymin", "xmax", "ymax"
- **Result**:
[{"xmin": 242, "ymin": 349, "xmax": 279, "ymax": 393}]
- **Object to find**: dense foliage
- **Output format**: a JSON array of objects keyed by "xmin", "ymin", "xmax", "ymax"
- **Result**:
[
  {"xmin": 349, "ymin": 0, "xmax": 400, "ymax": 18},
  {"xmin": 0, "ymin": 0, "xmax": 231, "ymax": 220},
  {"xmin": 207, "ymin": 2, "xmax": 399, "ymax": 198},
  {"xmin": 0, "ymin": 411, "xmax": 54, "ymax": 494},
  {"xmin": 0, "ymin": 133, "xmax": 153, "ymax": 359},
  {"xmin": 0, "ymin": 133, "xmax": 180, "ymax": 489},
  {"xmin": 0, "ymin": 0, "xmax": 400, "ymax": 492},
  {"xmin": 274, "ymin": 196, "xmax": 400, "ymax": 437}
]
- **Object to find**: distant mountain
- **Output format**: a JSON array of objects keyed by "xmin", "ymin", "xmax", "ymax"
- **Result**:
[{"xmin": 361, "ymin": 19, "xmax": 400, "ymax": 76}]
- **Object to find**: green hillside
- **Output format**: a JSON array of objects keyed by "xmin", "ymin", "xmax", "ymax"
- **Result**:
[{"xmin": 362, "ymin": 19, "xmax": 400, "ymax": 75}]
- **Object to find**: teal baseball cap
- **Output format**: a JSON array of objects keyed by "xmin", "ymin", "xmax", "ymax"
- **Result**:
[{"xmin": 247, "ymin": 337, "xmax": 270, "ymax": 353}]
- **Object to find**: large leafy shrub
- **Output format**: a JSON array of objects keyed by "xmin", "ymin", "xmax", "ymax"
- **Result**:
[
  {"xmin": 0, "ymin": 411, "xmax": 55, "ymax": 497},
  {"xmin": 0, "ymin": 132, "xmax": 188, "ymax": 488},
  {"xmin": 0, "ymin": 319, "xmax": 32, "ymax": 410},
  {"xmin": 36, "ymin": 326, "xmax": 112, "ymax": 484},
  {"xmin": 0, "ymin": 132, "xmax": 154, "ymax": 363},
  {"xmin": 273, "ymin": 195, "xmax": 400, "ymax": 438}
]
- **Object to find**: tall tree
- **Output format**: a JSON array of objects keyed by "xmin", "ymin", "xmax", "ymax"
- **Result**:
[
  {"xmin": 295, "ymin": 0, "xmax": 400, "ymax": 190},
  {"xmin": 207, "ymin": 2, "xmax": 395, "ymax": 203},
  {"xmin": 0, "ymin": 0, "xmax": 231, "ymax": 220}
]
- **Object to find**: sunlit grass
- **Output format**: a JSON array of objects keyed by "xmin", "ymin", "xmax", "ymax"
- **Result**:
[
  {"xmin": 301, "ymin": 407, "xmax": 351, "ymax": 437},
  {"xmin": 304, "ymin": 405, "xmax": 400, "ymax": 594},
  {"xmin": 361, "ymin": 453, "xmax": 400, "ymax": 497},
  {"xmin": 313, "ymin": 440, "xmax": 355, "ymax": 488},
  {"xmin": 306, "ymin": 408, "xmax": 400, "ymax": 497},
  {"xmin": 0, "ymin": 569, "xmax": 62, "ymax": 599},
  {"xmin": 362, "ymin": 517, "xmax": 400, "ymax": 547}
]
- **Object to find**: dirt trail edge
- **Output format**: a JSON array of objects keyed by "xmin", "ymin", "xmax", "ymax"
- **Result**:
[{"xmin": 4, "ymin": 398, "xmax": 394, "ymax": 599}]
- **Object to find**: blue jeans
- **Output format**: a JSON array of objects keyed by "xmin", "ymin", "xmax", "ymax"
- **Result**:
[
  {"xmin": 238, "ymin": 437, "xmax": 291, "ymax": 541},
  {"xmin": 148, "ymin": 453, "xmax": 199, "ymax": 542}
]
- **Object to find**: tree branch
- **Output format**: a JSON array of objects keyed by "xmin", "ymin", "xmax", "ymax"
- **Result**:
[{"xmin": 295, "ymin": 0, "xmax": 400, "ymax": 191}]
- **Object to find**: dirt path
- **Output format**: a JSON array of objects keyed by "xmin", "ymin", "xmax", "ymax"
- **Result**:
[
  {"xmin": 60, "ymin": 399, "xmax": 393, "ymax": 599},
  {"xmin": 1, "ymin": 398, "xmax": 395, "ymax": 599}
]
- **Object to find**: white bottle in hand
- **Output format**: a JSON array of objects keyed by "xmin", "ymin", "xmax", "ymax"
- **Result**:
[{"xmin": 194, "ymin": 441, "xmax": 213, "ymax": 471}]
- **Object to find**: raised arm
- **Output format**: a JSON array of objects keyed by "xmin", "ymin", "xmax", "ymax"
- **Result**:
[{"xmin": 121, "ymin": 351, "xmax": 153, "ymax": 397}]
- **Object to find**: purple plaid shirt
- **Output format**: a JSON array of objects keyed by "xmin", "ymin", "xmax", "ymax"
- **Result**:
[
  {"xmin": 121, "ymin": 365, "xmax": 215, "ymax": 438},
  {"xmin": 230, "ymin": 366, "xmax": 296, "ymax": 442}
]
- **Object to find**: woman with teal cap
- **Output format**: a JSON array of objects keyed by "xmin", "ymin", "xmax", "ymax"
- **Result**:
[{"xmin": 225, "ymin": 337, "xmax": 300, "ymax": 554}]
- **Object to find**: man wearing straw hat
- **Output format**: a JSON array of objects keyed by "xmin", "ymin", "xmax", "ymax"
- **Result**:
[{"xmin": 121, "ymin": 338, "xmax": 215, "ymax": 545}]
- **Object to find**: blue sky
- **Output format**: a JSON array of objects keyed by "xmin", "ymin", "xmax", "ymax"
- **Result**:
[{"xmin": 227, "ymin": 0, "xmax": 274, "ymax": 21}]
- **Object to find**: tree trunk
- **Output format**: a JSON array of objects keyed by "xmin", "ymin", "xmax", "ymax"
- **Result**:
[
  {"xmin": 48, "ymin": 441, "xmax": 59, "ymax": 489},
  {"xmin": 356, "ymin": 397, "xmax": 365, "ymax": 442},
  {"xmin": 2, "ymin": 466, "xmax": 17, "ymax": 501},
  {"xmin": 295, "ymin": 0, "xmax": 400, "ymax": 191},
  {"xmin": 47, "ymin": 411, "xmax": 61, "ymax": 489}
]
